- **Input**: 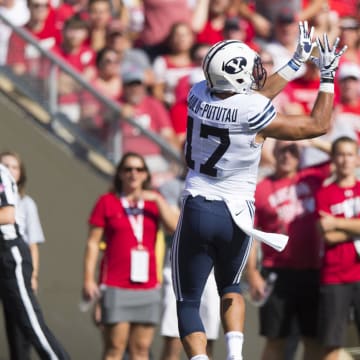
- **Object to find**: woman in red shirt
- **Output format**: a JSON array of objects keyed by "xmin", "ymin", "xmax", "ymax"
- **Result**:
[{"xmin": 82, "ymin": 152, "xmax": 178, "ymax": 359}]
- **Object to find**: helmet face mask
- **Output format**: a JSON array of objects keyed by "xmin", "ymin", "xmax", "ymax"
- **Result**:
[{"xmin": 202, "ymin": 40, "xmax": 267, "ymax": 94}]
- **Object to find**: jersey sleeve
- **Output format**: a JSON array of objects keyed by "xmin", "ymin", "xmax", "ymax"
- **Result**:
[{"xmin": 247, "ymin": 94, "xmax": 276, "ymax": 132}]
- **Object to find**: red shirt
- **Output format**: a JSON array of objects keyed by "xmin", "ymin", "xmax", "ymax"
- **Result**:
[
  {"xmin": 328, "ymin": 0, "xmax": 358, "ymax": 17},
  {"xmin": 120, "ymin": 96, "xmax": 172, "ymax": 155},
  {"xmin": 53, "ymin": 44, "xmax": 95, "ymax": 72},
  {"xmin": 196, "ymin": 20, "xmax": 224, "ymax": 45},
  {"xmin": 255, "ymin": 163, "xmax": 330, "ymax": 269},
  {"xmin": 285, "ymin": 76, "xmax": 320, "ymax": 115},
  {"xmin": 316, "ymin": 181, "xmax": 360, "ymax": 284},
  {"xmin": 7, "ymin": 21, "xmax": 61, "ymax": 76},
  {"xmin": 170, "ymin": 100, "xmax": 187, "ymax": 136},
  {"xmin": 89, "ymin": 192, "xmax": 160, "ymax": 289},
  {"xmin": 140, "ymin": 0, "xmax": 191, "ymax": 46}
]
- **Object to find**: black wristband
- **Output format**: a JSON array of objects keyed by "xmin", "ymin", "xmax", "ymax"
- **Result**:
[{"xmin": 320, "ymin": 77, "xmax": 334, "ymax": 84}]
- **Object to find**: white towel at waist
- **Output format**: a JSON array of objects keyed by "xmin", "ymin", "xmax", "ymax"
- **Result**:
[{"xmin": 225, "ymin": 199, "xmax": 288, "ymax": 252}]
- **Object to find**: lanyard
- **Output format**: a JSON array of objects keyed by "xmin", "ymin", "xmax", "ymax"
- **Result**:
[{"xmin": 121, "ymin": 197, "xmax": 144, "ymax": 246}]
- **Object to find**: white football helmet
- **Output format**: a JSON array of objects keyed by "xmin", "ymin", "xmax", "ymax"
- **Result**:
[{"xmin": 202, "ymin": 40, "xmax": 266, "ymax": 94}]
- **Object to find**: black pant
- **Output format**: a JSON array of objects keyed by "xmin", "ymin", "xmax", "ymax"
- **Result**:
[
  {"xmin": 3, "ymin": 301, "xmax": 31, "ymax": 360},
  {"xmin": 0, "ymin": 237, "xmax": 70, "ymax": 360}
]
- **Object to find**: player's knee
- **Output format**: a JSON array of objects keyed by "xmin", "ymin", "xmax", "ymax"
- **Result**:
[{"xmin": 176, "ymin": 299, "xmax": 204, "ymax": 338}]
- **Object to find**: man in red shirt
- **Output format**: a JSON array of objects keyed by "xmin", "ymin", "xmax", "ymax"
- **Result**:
[
  {"xmin": 316, "ymin": 136, "xmax": 360, "ymax": 360},
  {"xmin": 119, "ymin": 66, "xmax": 179, "ymax": 184},
  {"xmin": 285, "ymin": 61, "xmax": 320, "ymax": 115},
  {"xmin": 53, "ymin": 15, "xmax": 96, "ymax": 123},
  {"xmin": 54, "ymin": 15, "xmax": 96, "ymax": 78},
  {"xmin": 6, "ymin": 0, "xmax": 61, "ymax": 76},
  {"xmin": 194, "ymin": 0, "xmax": 233, "ymax": 45},
  {"xmin": 247, "ymin": 140, "xmax": 330, "ymax": 360},
  {"xmin": 333, "ymin": 63, "xmax": 360, "ymax": 144}
]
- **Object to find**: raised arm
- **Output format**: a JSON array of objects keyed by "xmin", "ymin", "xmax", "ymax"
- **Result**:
[
  {"xmin": 236, "ymin": 0, "xmax": 272, "ymax": 39},
  {"xmin": 258, "ymin": 34, "xmax": 347, "ymax": 141}
]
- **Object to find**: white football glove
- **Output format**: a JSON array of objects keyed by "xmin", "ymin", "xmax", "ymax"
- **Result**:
[
  {"xmin": 292, "ymin": 21, "xmax": 317, "ymax": 65},
  {"xmin": 310, "ymin": 34, "xmax": 347, "ymax": 80},
  {"xmin": 278, "ymin": 21, "xmax": 316, "ymax": 81}
]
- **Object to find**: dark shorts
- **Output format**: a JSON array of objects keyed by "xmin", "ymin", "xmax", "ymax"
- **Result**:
[
  {"xmin": 318, "ymin": 282, "xmax": 360, "ymax": 347},
  {"xmin": 259, "ymin": 268, "xmax": 320, "ymax": 339},
  {"xmin": 171, "ymin": 195, "xmax": 252, "ymax": 301}
]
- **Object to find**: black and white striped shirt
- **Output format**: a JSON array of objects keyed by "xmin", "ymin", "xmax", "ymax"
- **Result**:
[{"xmin": 0, "ymin": 164, "xmax": 21, "ymax": 240}]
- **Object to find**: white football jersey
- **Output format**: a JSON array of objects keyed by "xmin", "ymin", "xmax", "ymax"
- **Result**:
[{"xmin": 184, "ymin": 80, "xmax": 276, "ymax": 201}]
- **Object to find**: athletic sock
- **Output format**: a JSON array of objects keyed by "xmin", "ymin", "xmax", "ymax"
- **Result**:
[
  {"xmin": 225, "ymin": 331, "xmax": 244, "ymax": 360},
  {"xmin": 190, "ymin": 355, "xmax": 209, "ymax": 360}
]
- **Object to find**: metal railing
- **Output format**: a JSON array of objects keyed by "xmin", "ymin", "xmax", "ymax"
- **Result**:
[{"xmin": 0, "ymin": 13, "xmax": 182, "ymax": 183}]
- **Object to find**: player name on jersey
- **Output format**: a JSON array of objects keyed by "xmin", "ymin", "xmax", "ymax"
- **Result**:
[{"xmin": 188, "ymin": 94, "xmax": 238, "ymax": 122}]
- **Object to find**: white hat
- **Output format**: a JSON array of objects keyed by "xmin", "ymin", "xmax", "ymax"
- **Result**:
[{"xmin": 338, "ymin": 63, "xmax": 360, "ymax": 81}]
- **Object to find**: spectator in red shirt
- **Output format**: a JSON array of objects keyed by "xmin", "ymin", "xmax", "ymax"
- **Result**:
[
  {"xmin": 87, "ymin": 0, "xmax": 113, "ymax": 51},
  {"xmin": 78, "ymin": 47, "xmax": 122, "ymax": 133},
  {"xmin": 54, "ymin": 0, "xmax": 89, "ymax": 33},
  {"xmin": 119, "ymin": 66, "xmax": 179, "ymax": 182},
  {"xmin": 93, "ymin": 47, "xmax": 122, "ymax": 99},
  {"xmin": 152, "ymin": 21, "xmax": 195, "ymax": 107},
  {"xmin": 337, "ymin": 17, "xmax": 360, "ymax": 67},
  {"xmin": 82, "ymin": 151, "xmax": 178, "ymax": 360},
  {"xmin": 222, "ymin": 16, "xmax": 259, "ymax": 52},
  {"xmin": 247, "ymin": 140, "xmax": 330, "ymax": 360},
  {"xmin": 139, "ymin": 0, "xmax": 192, "ymax": 61},
  {"xmin": 194, "ymin": 0, "xmax": 233, "ymax": 45},
  {"xmin": 333, "ymin": 63, "xmax": 360, "ymax": 143},
  {"xmin": 54, "ymin": 15, "xmax": 97, "ymax": 123},
  {"xmin": 237, "ymin": 0, "xmax": 324, "ymax": 41},
  {"xmin": 316, "ymin": 136, "xmax": 360, "ymax": 360},
  {"xmin": 285, "ymin": 61, "xmax": 321, "ymax": 115},
  {"xmin": 6, "ymin": 0, "xmax": 61, "ymax": 76},
  {"xmin": 265, "ymin": 8, "xmax": 306, "ymax": 77},
  {"xmin": 0, "ymin": 0, "xmax": 30, "ymax": 65},
  {"xmin": 299, "ymin": 63, "xmax": 360, "ymax": 169},
  {"xmin": 54, "ymin": 15, "xmax": 96, "ymax": 79},
  {"xmin": 328, "ymin": 0, "xmax": 359, "ymax": 19}
]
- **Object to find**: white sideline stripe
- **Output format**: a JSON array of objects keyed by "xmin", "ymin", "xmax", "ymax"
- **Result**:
[{"xmin": 11, "ymin": 246, "xmax": 59, "ymax": 360}]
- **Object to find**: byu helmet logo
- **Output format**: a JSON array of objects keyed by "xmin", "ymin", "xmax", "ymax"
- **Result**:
[{"xmin": 222, "ymin": 57, "xmax": 247, "ymax": 74}]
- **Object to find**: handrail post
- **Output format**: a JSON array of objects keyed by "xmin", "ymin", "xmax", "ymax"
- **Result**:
[{"xmin": 48, "ymin": 63, "xmax": 58, "ymax": 115}]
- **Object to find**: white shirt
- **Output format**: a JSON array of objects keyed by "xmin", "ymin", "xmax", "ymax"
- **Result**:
[{"xmin": 17, "ymin": 194, "xmax": 45, "ymax": 245}]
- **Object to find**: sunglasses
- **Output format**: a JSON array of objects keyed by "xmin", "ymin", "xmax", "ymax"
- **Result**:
[{"xmin": 122, "ymin": 166, "xmax": 146, "ymax": 173}]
